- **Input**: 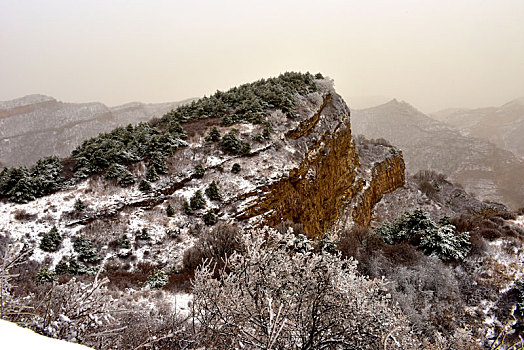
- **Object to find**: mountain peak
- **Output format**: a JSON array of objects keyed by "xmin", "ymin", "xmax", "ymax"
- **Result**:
[{"xmin": 0, "ymin": 94, "xmax": 56, "ymax": 110}]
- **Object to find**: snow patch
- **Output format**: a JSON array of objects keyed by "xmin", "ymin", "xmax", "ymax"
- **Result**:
[{"xmin": 0, "ymin": 320, "xmax": 92, "ymax": 349}]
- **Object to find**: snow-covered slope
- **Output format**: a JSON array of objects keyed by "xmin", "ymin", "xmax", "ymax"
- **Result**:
[{"xmin": 0, "ymin": 320, "xmax": 92, "ymax": 349}]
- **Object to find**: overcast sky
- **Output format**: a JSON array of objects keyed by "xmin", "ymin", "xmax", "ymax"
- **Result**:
[{"xmin": 1, "ymin": 0, "xmax": 523, "ymax": 112}]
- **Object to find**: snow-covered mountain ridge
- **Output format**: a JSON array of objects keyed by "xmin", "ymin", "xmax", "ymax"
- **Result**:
[{"xmin": 0, "ymin": 95, "xmax": 194, "ymax": 167}]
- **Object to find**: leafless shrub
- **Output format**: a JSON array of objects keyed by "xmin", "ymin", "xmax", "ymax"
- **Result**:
[
  {"xmin": 0, "ymin": 239, "xmax": 33, "ymax": 321},
  {"xmin": 413, "ymin": 170, "xmax": 448, "ymax": 182},
  {"xmin": 274, "ymin": 220, "xmax": 305, "ymax": 236},
  {"xmin": 13, "ymin": 209, "xmax": 37, "ymax": 222},
  {"xmin": 192, "ymin": 228, "xmax": 421, "ymax": 349},
  {"xmin": 183, "ymin": 223, "xmax": 242, "ymax": 270},
  {"xmin": 419, "ymin": 180, "xmax": 438, "ymax": 198}
]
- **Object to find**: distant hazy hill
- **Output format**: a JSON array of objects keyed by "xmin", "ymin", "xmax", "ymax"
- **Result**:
[
  {"xmin": 351, "ymin": 99, "xmax": 524, "ymax": 209},
  {"xmin": 431, "ymin": 97, "xmax": 524, "ymax": 159},
  {"xmin": 0, "ymin": 95, "xmax": 193, "ymax": 167}
]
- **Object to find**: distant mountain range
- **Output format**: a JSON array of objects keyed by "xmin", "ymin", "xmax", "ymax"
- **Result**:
[
  {"xmin": 431, "ymin": 97, "xmax": 524, "ymax": 159},
  {"xmin": 0, "ymin": 94, "xmax": 193, "ymax": 167},
  {"xmin": 351, "ymin": 99, "xmax": 524, "ymax": 209},
  {"xmin": 2, "ymin": 93, "xmax": 522, "ymax": 209}
]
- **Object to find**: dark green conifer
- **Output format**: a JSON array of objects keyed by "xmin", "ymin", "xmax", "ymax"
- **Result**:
[
  {"xmin": 203, "ymin": 210, "xmax": 217, "ymax": 226},
  {"xmin": 231, "ymin": 163, "xmax": 241, "ymax": 174},
  {"xmin": 205, "ymin": 181, "xmax": 221, "ymax": 201},
  {"xmin": 40, "ymin": 226, "xmax": 62, "ymax": 252},
  {"xmin": 205, "ymin": 127, "xmax": 221, "ymax": 142},
  {"xmin": 139, "ymin": 179, "xmax": 152, "ymax": 191},
  {"xmin": 166, "ymin": 204, "xmax": 175, "ymax": 217},
  {"xmin": 190, "ymin": 190, "xmax": 205, "ymax": 210}
]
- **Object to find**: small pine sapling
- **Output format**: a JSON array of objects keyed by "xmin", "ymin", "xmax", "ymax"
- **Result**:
[
  {"xmin": 40, "ymin": 226, "xmax": 62, "ymax": 252},
  {"xmin": 231, "ymin": 163, "xmax": 241, "ymax": 174},
  {"xmin": 136, "ymin": 228, "xmax": 150, "ymax": 240},
  {"xmin": 205, "ymin": 181, "xmax": 222, "ymax": 201},
  {"xmin": 74, "ymin": 199, "xmax": 86, "ymax": 212},
  {"xmin": 183, "ymin": 200, "xmax": 193, "ymax": 215},
  {"xmin": 35, "ymin": 266, "xmax": 55, "ymax": 283},
  {"xmin": 139, "ymin": 179, "xmax": 152, "ymax": 191},
  {"xmin": 166, "ymin": 204, "xmax": 175, "ymax": 217},
  {"xmin": 205, "ymin": 127, "xmax": 221, "ymax": 142},
  {"xmin": 194, "ymin": 164, "xmax": 205, "ymax": 178},
  {"xmin": 203, "ymin": 210, "xmax": 217, "ymax": 226},
  {"xmin": 119, "ymin": 234, "xmax": 131, "ymax": 249},
  {"xmin": 190, "ymin": 190, "xmax": 205, "ymax": 210}
]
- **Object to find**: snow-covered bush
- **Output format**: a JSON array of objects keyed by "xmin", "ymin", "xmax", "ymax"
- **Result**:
[
  {"xmin": 144, "ymin": 270, "xmax": 169, "ymax": 289},
  {"xmin": 192, "ymin": 228, "xmax": 420, "ymax": 349},
  {"xmin": 419, "ymin": 224, "xmax": 471, "ymax": 261},
  {"xmin": 73, "ymin": 236, "xmax": 100, "ymax": 263},
  {"xmin": 376, "ymin": 209, "xmax": 471, "ymax": 262}
]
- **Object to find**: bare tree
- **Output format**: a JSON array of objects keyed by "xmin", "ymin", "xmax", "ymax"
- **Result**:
[{"xmin": 192, "ymin": 228, "xmax": 421, "ymax": 349}]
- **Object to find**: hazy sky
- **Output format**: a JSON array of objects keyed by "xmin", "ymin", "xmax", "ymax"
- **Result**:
[{"xmin": 1, "ymin": 0, "xmax": 523, "ymax": 112}]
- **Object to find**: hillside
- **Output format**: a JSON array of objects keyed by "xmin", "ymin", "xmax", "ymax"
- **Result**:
[
  {"xmin": 2, "ymin": 74, "xmax": 524, "ymax": 349},
  {"xmin": 431, "ymin": 97, "xmax": 524, "ymax": 160},
  {"xmin": 351, "ymin": 99, "xmax": 524, "ymax": 209},
  {"xmin": 0, "ymin": 95, "xmax": 193, "ymax": 167}
]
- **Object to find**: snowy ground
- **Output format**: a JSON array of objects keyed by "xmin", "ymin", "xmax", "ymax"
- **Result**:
[{"xmin": 0, "ymin": 320, "xmax": 92, "ymax": 349}]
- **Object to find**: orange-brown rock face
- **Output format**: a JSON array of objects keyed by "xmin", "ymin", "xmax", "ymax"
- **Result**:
[
  {"xmin": 237, "ymin": 93, "xmax": 406, "ymax": 238},
  {"xmin": 352, "ymin": 152, "xmax": 406, "ymax": 226},
  {"xmin": 239, "ymin": 105, "xmax": 361, "ymax": 236}
]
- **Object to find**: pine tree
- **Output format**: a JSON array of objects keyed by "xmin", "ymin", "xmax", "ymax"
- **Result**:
[
  {"xmin": 190, "ymin": 190, "xmax": 205, "ymax": 210},
  {"xmin": 205, "ymin": 127, "xmax": 221, "ymax": 142},
  {"xmin": 117, "ymin": 169, "xmax": 136, "ymax": 187},
  {"xmin": 119, "ymin": 234, "xmax": 131, "ymax": 249},
  {"xmin": 148, "ymin": 151, "xmax": 168, "ymax": 175},
  {"xmin": 35, "ymin": 266, "xmax": 55, "ymax": 283},
  {"xmin": 231, "ymin": 163, "xmax": 241, "ymax": 174},
  {"xmin": 194, "ymin": 164, "xmax": 205, "ymax": 178},
  {"xmin": 205, "ymin": 181, "xmax": 221, "ymax": 201},
  {"xmin": 104, "ymin": 163, "xmax": 127, "ymax": 179},
  {"xmin": 166, "ymin": 204, "xmax": 175, "ymax": 217},
  {"xmin": 203, "ymin": 210, "xmax": 217, "ymax": 226},
  {"xmin": 40, "ymin": 226, "xmax": 62, "ymax": 252},
  {"xmin": 74, "ymin": 199, "xmax": 86, "ymax": 212},
  {"xmin": 146, "ymin": 166, "xmax": 159, "ymax": 182},
  {"xmin": 8, "ymin": 174, "xmax": 35, "ymax": 203},
  {"xmin": 139, "ymin": 179, "xmax": 152, "ymax": 191},
  {"xmin": 73, "ymin": 236, "xmax": 100, "ymax": 263},
  {"xmin": 183, "ymin": 200, "xmax": 193, "ymax": 215}
]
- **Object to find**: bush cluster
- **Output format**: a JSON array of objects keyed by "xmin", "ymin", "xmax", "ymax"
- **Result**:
[
  {"xmin": 161, "ymin": 72, "xmax": 320, "ymax": 126},
  {"xmin": 375, "ymin": 209, "xmax": 471, "ymax": 261},
  {"xmin": 0, "ymin": 156, "xmax": 63, "ymax": 203},
  {"xmin": 220, "ymin": 130, "xmax": 251, "ymax": 155}
]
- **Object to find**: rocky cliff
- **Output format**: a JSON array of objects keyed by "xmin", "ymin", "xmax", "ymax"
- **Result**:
[{"xmin": 0, "ymin": 76, "xmax": 406, "ymax": 276}]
